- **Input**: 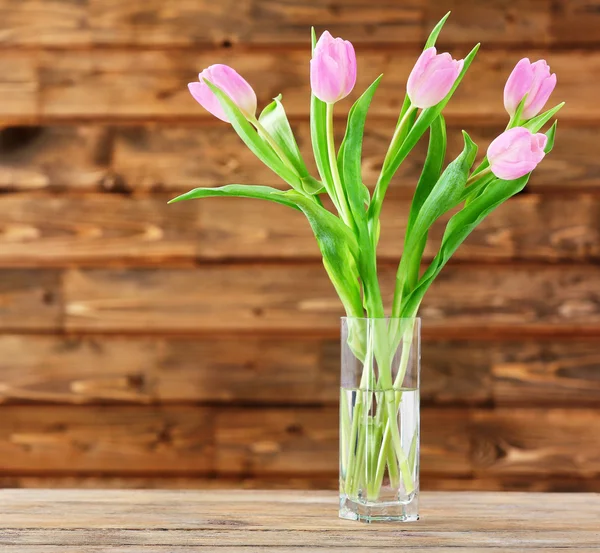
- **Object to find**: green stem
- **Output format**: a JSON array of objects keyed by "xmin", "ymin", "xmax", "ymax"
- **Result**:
[
  {"xmin": 466, "ymin": 166, "xmax": 492, "ymax": 186},
  {"xmin": 370, "ymin": 105, "xmax": 417, "ymax": 223},
  {"xmin": 325, "ymin": 102, "xmax": 353, "ymax": 228},
  {"xmin": 382, "ymin": 106, "xmax": 417, "ymax": 174}
]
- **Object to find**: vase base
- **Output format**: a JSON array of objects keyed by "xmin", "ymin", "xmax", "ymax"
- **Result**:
[{"xmin": 339, "ymin": 494, "xmax": 419, "ymax": 523}]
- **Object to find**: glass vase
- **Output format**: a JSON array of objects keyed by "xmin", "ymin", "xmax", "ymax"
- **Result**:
[{"xmin": 339, "ymin": 317, "xmax": 420, "ymax": 522}]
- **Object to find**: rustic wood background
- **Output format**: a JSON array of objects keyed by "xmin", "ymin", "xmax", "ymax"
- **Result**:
[{"xmin": 0, "ymin": 0, "xmax": 599, "ymax": 492}]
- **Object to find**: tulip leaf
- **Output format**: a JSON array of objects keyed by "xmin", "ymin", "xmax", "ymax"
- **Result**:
[
  {"xmin": 396, "ymin": 114, "xmax": 447, "ymax": 297},
  {"xmin": 424, "ymin": 11, "xmax": 451, "ymax": 49},
  {"xmin": 168, "ymin": 184, "xmax": 301, "ymax": 210},
  {"xmin": 205, "ymin": 80, "xmax": 303, "ymax": 190},
  {"xmin": 338, "ymin": 75, "xmax": 382, "ymax": 224},
  {"xmin": 524, "ymin": 102, "xmax": 565, "ymax": 133},
  {"xmin": 288, "ymin": 191, "xmax": 364, "ymax": 318},
  {"xmin": 406, "ymin": 114, "xmax": 447, "ymax": 236},
  {"xmin": 370, "ymin": 42, "xmax": 480, "ymax": 221},
  {"xmin": 259, "ymin": 95, "xmax": 323, "ymax": 195},
  {"xmin": 400, "ymin": 122, "xmax": 558, "ymax": 319},
  {"xmin": 168, "ymin": 183, "xmax": 363, "ymax": 316},
  {"xmin": 392, "ymin": 131, "xmax": 477, "ymax": 316}
]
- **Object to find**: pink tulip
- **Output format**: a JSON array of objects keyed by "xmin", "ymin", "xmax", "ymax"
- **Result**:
[
  {"xmin": 310, "ymin": 31, "xmax": 357, "ymax": 104},
  {"xmin": 188, "ymin": 64, "xmax": 257, "ymax": 123},
  {"xmin": 406, "ymin": 47, "xmax": 464, "ymax": 109},
  {"xmin": 504, "ymin": 58, "xmax": 557, "ymax": 120},
  {"xmin": 487, "ymin": 127, "xmax": 547, "ymax": 180}
]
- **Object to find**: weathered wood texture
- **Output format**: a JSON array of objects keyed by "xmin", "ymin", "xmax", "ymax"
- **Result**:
[
  {"xmin": 1, "ymin": 335, "xmax": 599, "ymax": 407},
  {"xmin": 0, "ymin": 491, "xmax": 599, "ymax": 551},
  {"xmin": 0, "ymin": 0, "xmax": 598, "ymax": 493},
  {"xmin": 61, "ymin": 265, "xmax": 600, "ymax": 334},
  {"xmin": 0, "ymin": 1, "xmax": 590, "ymax": 47},
  {"xmin": 0, "ymin": 406, "xmax": 599, "ymax": 478},
  {"xmin": 1, "ymin": 124, "xmax": 597, "ymax": 193},
  {"xmin": 0, "ymin": 49, "xmax": 587, "ymax": 123},
  {"xmin": 0, "ymin": 193, "xmax": 598, "ymax": 265},
  {"xmin": 4, "ymin": 475, "xmax": 600, "ymax": 493}
]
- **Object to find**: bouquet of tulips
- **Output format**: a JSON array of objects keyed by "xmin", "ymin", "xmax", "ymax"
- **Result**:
[{"xmin": 170, "ymin": 13, "xmax": 563, "ymax": 501}]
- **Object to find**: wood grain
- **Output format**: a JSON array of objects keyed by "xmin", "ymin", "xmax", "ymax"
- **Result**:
[
  {"xmin": 0, "ymin": 193, "xmax": 597, "ymax": 265},
  {"xmin": 0, "ymin": 270, "xmax": 61, "ymax": 331},
  {"xmin": 2, "ymin": 123, "xmax": 596, "ymax": 193},
  {"xmin": 0, "ymin": 0, "xmax": 570, "ymax": 47},
  {"xmin": 1, "ymin": 406, "xmax": 600, "ymax": 478},
  {"xmin": 0, "ymin": 1, "xmax": 595, "ymax": 48},
  {"xmin": 61, "ymin": 265, "xmax": 600, "ymax": 335},
  {"xmin": 0, "ymin": 405, "xmax": 214, "ymax": 473},
  {"xmin": 3, "ymin": 474, "xmax": 600, "ymax": 493},
  {"xmin": 0, "ymin": 491, "xmax": 599, "ymax": 550},
  {"xmin": 0, "ymin": 49, "xmax": 583, "ymax": 123},
  {"xmin": 1, "ymin": 335, "xmax": 599, "ymax": 407}
]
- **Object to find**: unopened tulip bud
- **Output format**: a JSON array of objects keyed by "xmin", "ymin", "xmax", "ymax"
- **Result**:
[
  {"xmin": 504, "ymin": 58, "xmax": 557, "ymax": 120},
  {"xmin": 487, "ymin": 127, "xmax": 547, "ymax": 181},
  {"xmin": 310, "ymin": 31, "xmax": 357, "ymax": 104},
  {"xmin": 188, "ymin": 64, "xmax": 257, "ymax": 123},
  {"xmin": 407, "ymin": 47, "xmax": 464, "ymax": 109}
]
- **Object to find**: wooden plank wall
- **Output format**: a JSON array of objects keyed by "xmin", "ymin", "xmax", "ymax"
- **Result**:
[{"xmin": 0, "ymin": 0, "xmax": 599, "ymax": 492}]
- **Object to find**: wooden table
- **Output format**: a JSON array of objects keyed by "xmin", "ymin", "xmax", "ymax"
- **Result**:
[{"xmin": 1, "ymin": 490, "xmax": 598, "ymax": 551}]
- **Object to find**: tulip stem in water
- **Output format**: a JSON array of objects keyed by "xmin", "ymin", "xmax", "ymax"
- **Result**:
[{"xmin": 325, "ymin": 102, "xmax": 354, "ymax": 229}]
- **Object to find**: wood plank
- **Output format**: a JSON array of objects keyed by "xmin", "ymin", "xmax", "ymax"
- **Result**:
[
  {"xmin": 1, "ymin": 335, "xmax": 599, "ymax": 407},
  {"xmin": 0, "ymin": 49, "xmax": 584, "ymax": 123},
  {"xmin": 551, "ymin": 0, "xmax": 600, "ymax": 46},
  {"xmin": 62, "ymin": 265, "xmax": 600, "ymax": 334},
  {"xmin": 3, "ymin": 474, "xmax": 600, "ymax": 493},
  {"xmin": 0, "ymin": 475, "xmax": 340, "ymax": 490},
  {"xmin": 0, "ymin": 405, "xmax": 214, "ymax": 473},
  {"xmin": 215, "ymin": 407, "xmax": 600, "ymax": 478},
  {"xmin": 0, "ymin": 193, "xmax": 598, "ymax": 265},
  {"xmin": 1, "ymin": 123, "xmax": 594, "ymax": 193},
  {"xmin": 0, "ymin": 1, "xmax": 564, "ymax": 47},
  {"xmin": 0, "ymin": 270, "xmax": 61, "ymax": 331},
  {"xmin": 1, "ymin": 491, "xmax": 599, "ymax": 552},
  {"xmin": 1, "ymin": 406, "xmax": 600, "ymax": 478}
]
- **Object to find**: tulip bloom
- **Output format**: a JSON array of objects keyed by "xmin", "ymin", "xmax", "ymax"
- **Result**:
[
  {"xmin": 407, "ymin": 47, "xmax": 464, "ymax": 109},
  {"xmin": 188, "ymin": 64, "xmax": 257, "ymax": 123},
  {"xmin": 487, "ymin": 127, "xmax": 547, "ymax": 180},
  {"xmin": 310, "ymin": 31, "xmax": 357, "ymax": 104},
  {"xmin": 504, "ymin": 58, "xmax": 557, "ymax": 120}
]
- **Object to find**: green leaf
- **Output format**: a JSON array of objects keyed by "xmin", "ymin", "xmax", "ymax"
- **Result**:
[
  {"xmin": 168, "ymin": 184, "xmax": 301, "ymax": 210},
  {"xmin": 338, "ymin": 76, "xmax": 382, "ymax": 225},
  {"xmin": 370, "ymin": 43, "xmax": 480, "ymax": 221},
  {"xmin": 406, "ymin": 114, "xmax": 447, "ymax": 236},
  {"xmin": 524, "ymin": 102, "xmax": 565, "ymax": 133},
  {"xmin": 400, "ymin": 122, "xmax": 558, "ymax": 318},
  {"xmin": 204, "ymin": 81, "xmax": 303, "ymax": 190},
  {"xmin": 397, "ymin": 115, "xmax": 447, "ymax": 298},
  {"xmin": 424, "ymin": 11, "xmax": 451, "ymax": 49},
  {"xmin": 392, "ymin": 131, "xmax": 477, "ymax": 316},
  {"xmin": 169, "ymin": 183, "xmax": 364, "ymax": 318},
  {"xmin": 289, "ymin": 192, "xmax": 364, "ymax": 318},
  {"xmin": 259, "ymin": 95, "xmax": 319, "ymax": 195}
]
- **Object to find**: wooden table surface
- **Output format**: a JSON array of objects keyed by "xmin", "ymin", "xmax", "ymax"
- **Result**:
[{"xmin": 0, "ymin": 490, "xmax": 599, "ymax": 551}]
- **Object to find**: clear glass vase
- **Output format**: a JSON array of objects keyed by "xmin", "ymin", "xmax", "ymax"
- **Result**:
[{"xmin": 339, "ymin": 317, "xmax": 420, "ymax": 523}]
